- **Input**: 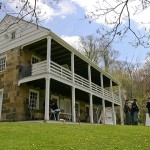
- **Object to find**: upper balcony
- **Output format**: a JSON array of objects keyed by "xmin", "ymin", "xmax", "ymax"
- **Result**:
[{"xmin": 18, "ymin": 60, "xmax": 120, "ymax": 105}]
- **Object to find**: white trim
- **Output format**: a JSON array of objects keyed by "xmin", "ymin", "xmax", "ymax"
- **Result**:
[
  {"xmin": 29, "ymin": 89, "xmax": 39, "ymax": 110},
  {"xmin": 21, "ymin": 36, "xmax": 48, "ymax": 49},
  {"xmin": 18, "ymin": 74, "xmax": 46, "ymax": 85},
  {"xmin": 0, "ymin": 89, "xmax": 4, "ymax": 121}
]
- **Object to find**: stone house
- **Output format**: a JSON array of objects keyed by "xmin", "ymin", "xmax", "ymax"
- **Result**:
[{"xmin": 0, "ymin": 15, "xmax": 123, "ymax": 124}]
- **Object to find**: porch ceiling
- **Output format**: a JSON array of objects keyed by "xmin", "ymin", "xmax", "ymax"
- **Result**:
[
  {"xmin": 26, "ymin": 79, "xmax": 108, "ymax": 105},
  {"xmin": 25, "ymin": 38, "xmax": 117, "ymax": 89}
]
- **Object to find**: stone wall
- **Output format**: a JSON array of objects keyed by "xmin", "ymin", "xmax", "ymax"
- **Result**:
[{"xmin": 1, "ymin": 47, "xmax": 20, "ymax": 121}]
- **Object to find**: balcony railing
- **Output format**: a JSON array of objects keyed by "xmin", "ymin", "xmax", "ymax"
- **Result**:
[{"xmin": 20, "ymin": 60, "xmax": 120, "ymax": 104}]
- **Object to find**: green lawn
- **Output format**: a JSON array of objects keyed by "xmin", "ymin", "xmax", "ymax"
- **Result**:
[{"xmin": 0, "ymin": 122, "xmax": 150, "ymax": 150}]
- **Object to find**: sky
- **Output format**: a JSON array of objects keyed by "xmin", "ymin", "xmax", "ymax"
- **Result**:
[{"xmin": 0, "ymin": 0, "xmax": 150, "ymax": 65}]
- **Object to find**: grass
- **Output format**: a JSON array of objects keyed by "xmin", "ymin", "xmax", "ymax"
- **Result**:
[{"xmin": 0, "ymin": 122, "xmax": 150, "ymax": 150}]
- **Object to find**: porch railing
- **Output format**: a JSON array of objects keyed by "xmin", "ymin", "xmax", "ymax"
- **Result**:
[{"xmin": 30, "ymin": 60, "xmax": 120, "ymax": 104}]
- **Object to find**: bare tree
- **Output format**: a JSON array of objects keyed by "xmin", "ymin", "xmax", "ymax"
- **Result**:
[
  {"xmin": 80, "ymin": 35, "xmax": 119, "ymax": 71},
  {"xmin": 0, "ymin": 0, "xmax": 60, "ymax": 33},
  {"xmin": 86, "ymin": 0, "xmax": 150, "ymax": 49}
]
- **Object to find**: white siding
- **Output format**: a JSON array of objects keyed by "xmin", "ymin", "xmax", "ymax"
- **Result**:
[{"xmin": 0, "ymin": 15, "xmax": 49, "ymax": 54}]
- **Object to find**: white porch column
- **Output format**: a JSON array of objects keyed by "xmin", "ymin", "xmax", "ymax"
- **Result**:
[
  {"xmin": 89, "ymin": 93, "xmax": 93, "ymax": 123},
  {"xmin": 110, "ymin": 80, "xmax": 115, "ymax": 125},
  {"xmin": 88, "ymin": 65, "xmax": 91, "ymax": 89},
  {"xmin": 71, "ymin": 53, "xmax": 74, "ymax": 83},
  {"xmin": 110, "ymin": 80, "xmax": 114, "ymax": 100},
  {"xmin": 118, "ymin": 85, "xmax": 124, "ymax": 125},
  {"xmin": 71, "ymin": 53, "xmax": 76, "ymax": 122},
  {"xmin": 112, "ymin": 102, "xmax": 115, "ymax": 125},
  {"xmin": 101, "ymin": 73, "xmax": 106, "ymax": 124},
  {"xmin": 72, "ymin": 87, "xmax": 76, "ymax": 122},
  {"xmin": 47, "ymin": 36, "xmax": 51, "ymax": 73},
  {"xmin": 102, "ymin": 99, "xmax": 106, "ymax": 124},
  {"xmin": 100, "ymin": 73, "xmax": 104, "ymax": 95},
  {"xmin": 44, "ymin": 75, "xmax": 50, "ymax": 121},
  {"xmin": 88, "ymin": 65, "xmax": 93, "ymax": 123}
]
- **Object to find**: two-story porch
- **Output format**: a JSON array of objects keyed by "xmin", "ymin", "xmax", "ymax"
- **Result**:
[{"xmin": 18, "ymin": 34, "xmax": 123, "ymax": 124}]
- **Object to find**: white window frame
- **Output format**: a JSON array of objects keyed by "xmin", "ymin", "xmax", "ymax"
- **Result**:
[
  {"xmin": 31, "ymin": 54, "xmax": 41, "ymax": 65},
  {"xmin": 29, "ymin": 89, "xmax": 39, "ymax": 110},
  {"xmin": 0, "ymin": 55, "xmax": 7, "ymax": 72}
]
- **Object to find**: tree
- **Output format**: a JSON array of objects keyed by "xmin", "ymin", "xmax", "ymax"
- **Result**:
[
  {"xmin": 80, "ymin": 35, "xmax": 119, "ymax": 71},
  {"xmin": 86, "ymin": 0, "xmax": 150, "ymax": 49}
]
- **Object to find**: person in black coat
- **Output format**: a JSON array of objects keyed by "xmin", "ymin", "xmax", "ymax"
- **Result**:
[
  {"xmin": 49, "ymin": 100, "xmax": 61, "ymax": 121},
  {"xmin": 124, "ymin": 100, "xmax": 131, "ymax": 125},
  {"xmin": 131, "ymin": 99, "xmax": 139, "ymax": 125},
  {"xmin": 146, "ymin": 97, "xmax": 150, "ymax": 117}
]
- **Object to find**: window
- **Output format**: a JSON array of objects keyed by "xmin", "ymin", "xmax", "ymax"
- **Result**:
[
  {"xmin": 11, "ymin": 31, "xmax": 16, "ymax": 39},
  {"xmin": 29, "ymin": 89, "xmax": 39, "ymax": 109},
  {"xmin": 0, "ymin": 56, "xmax": 6, "ymax": 72},
  {"xmin": 31, "ymin": 55, "xmax": 41, "ymax": 65}
]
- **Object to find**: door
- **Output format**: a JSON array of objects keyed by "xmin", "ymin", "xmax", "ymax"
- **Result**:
[{"xmin": 0, "ymin": 89, "xmax": 3, "ymax": 121}]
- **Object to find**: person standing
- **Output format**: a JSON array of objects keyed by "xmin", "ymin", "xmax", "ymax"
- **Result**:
[
  {"xmin": 131, "ymin": 99, "xmax": 139, "ymax": 125},
  {"xmin": 146, "ymin": 97, "xmax": 150, "ymax": 117},
  {"xmin": 124, "ymin": 100, "xmax": 131, "ymax": 125}
]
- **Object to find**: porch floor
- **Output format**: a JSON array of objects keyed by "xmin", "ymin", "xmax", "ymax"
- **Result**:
[{"xmin": 17, "ymin": 120, "xmax": 101, "ymax": 125}]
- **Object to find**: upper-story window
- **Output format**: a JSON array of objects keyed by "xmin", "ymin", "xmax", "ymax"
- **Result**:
[
  {"xmin": 11, "ymin": 31, "xmax": 16, "ymax": 40},
  {"xmin": 31, "ymin": 55, "xmax": 41, "ymax": 65},
  {"xmin": 29, "ymin": 89, "xmax": 39, "ymax": 110},
  {"xmin": 0, "ymin": 55, "xmax": 6, "ymax": 72}
]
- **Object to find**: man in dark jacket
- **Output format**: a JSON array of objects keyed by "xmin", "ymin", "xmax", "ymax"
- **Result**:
[
  {"xmin": 124, "ymin": 100, "xmax": 131, "ymax": 125},
  {"xmin": 50, "ymin": 100, "xmax": 61, "ymax": 121},
  {"xmin": 146, "ymin": 97, "xmax": 150, "ymax": 117},
  {"xmin": 131, "ymin": 99, "xmax": 139, "ymax": 125}
]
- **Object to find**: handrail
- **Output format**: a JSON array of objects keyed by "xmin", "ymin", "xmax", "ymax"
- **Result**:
[
  {"xmin": 31, "ymin": 60, "xmax": 120, "ymax": 104},
  {"xmin": 74, "ymin": 74, "xmax": 90, "ymax": 89}
]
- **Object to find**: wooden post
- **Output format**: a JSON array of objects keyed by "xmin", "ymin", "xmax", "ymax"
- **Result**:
[
  {"xmin": 110, "ymin": 80, "xmax": 115, "ymax": 125},
  {"xmin": 47, "ymin": 36, "xmax": 51, "ymax": 73},
  {"xmin": 71, "ymin": 53, "xmax": 74, "ymax": 83},
  {"xmin": 101, "ymin": 73, "xmax": 106, "ymax": 124},
  {"xmin": 102, "ymin": 99, "xmax": 106, "ymax": 124},
  {"xmin": 44, "ymin": 75, "xmax": 50, "ymax": 121},
  {"xmin": 89, "ymin": 93, "xmax": 93, "ymax": 123},
  {"xmin": 118, "ymin": 85, "xmax": 124, "ymax": 125},
  {"xmin": 72, "ymin": 87, "xmax": 76, "ymax": 122}
]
